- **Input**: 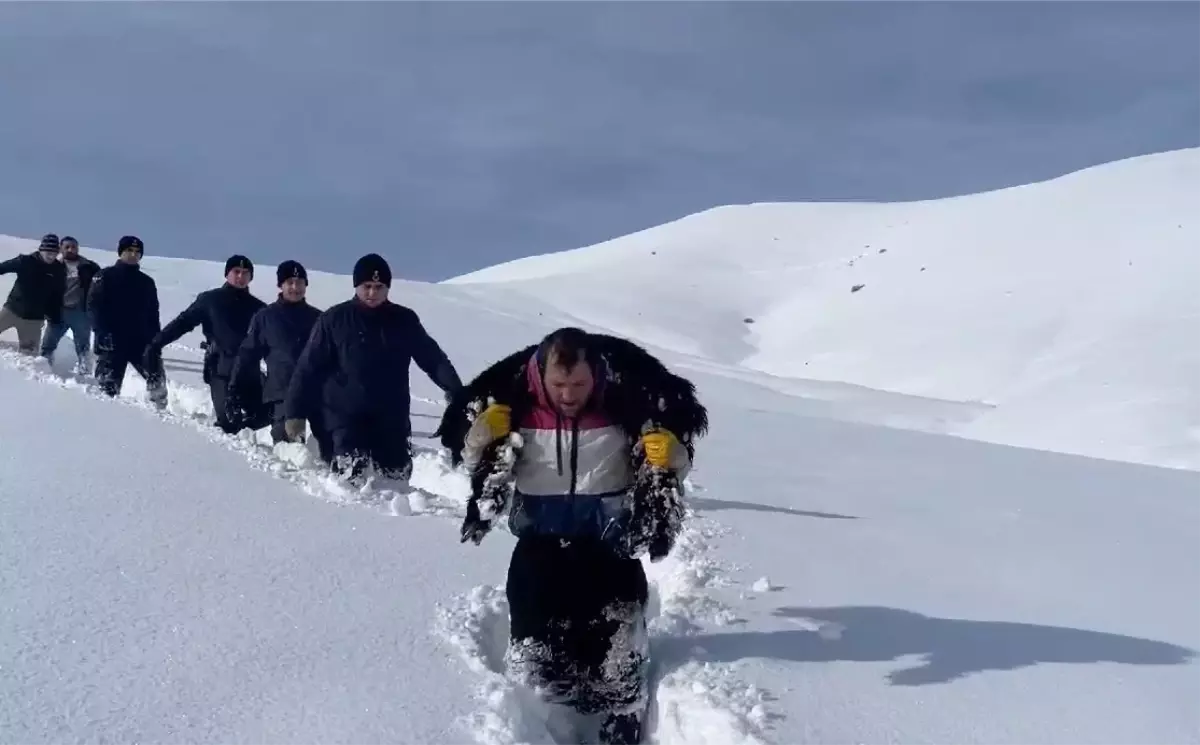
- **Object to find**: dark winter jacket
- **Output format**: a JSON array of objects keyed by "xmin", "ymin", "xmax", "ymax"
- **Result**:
[
  {"xmin": 284, "ymin": 298, "xmax": 462, "ymax": 431},
  {"xmin": 229, "ymin": 296, "xmax": 322, "ymax": 405},
  {"xmin": 0, "ymin": 254, "xmax": 66, "ymax": 322},
  {"xmin": 439, "ymin": 333, "xmax": 708, "ymax": 555},
  {"xmin": 148, "ymin": 284, "xmax": 267, "ymax": 382},
  {"xmin": 60, "ymin": 256, "xmax": 101, "ymax": 311},
  {"xmin": 87, "ymin": 262, "xmax": 162, "ymax": 353}
]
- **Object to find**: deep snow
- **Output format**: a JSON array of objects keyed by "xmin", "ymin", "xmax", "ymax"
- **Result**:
[
  {"xmin": 0, "ymin": 353, "xmax": 502, "ymax": 742},
  {"xmin": 1, "ymin": 149, "xmax": 1198, "ymax": 744}
]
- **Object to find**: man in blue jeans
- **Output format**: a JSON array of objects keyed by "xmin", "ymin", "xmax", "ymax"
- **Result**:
[{"xmin": 40, "ymin": 235, "xmax": 101, "ymax": 373}]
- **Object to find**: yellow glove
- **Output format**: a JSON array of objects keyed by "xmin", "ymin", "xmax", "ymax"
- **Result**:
[
  {"xmin": 641, "ymin": 428, "xmax": 679, "ymax": 468},
  {"xmin": 478, "ymin": 403, "xmax": 512, "ymax": 441}
]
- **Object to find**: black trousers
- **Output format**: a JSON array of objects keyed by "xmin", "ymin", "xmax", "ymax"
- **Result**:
[
  {"xmin": 505, "ymin": 535, "xmax": 650, "ymax": 716},
  {"xmin": 95, "ymin": 349, "xmax": 167, "ymax": 407},
  {"xmin": 210, "ymin": 375, "xmax": 270, "ymax": 435},
  {"xmin": 328, "ymin": 416, "xmax": 413, "ymax": 483}
]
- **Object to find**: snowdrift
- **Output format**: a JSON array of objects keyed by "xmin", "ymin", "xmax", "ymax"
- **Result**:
[
  {"xmin": 1, "ymin": 148, "xmax": 1198, "ymax": 744},
  {"xmin": 446, "ymin": 148, "xmax": 1200, "ymax": 470}
]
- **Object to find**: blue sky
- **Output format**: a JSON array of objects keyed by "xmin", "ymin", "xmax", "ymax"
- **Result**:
[{"xmin": 0, "ymin": 1, "xmax": 1196, "ymax": 281}]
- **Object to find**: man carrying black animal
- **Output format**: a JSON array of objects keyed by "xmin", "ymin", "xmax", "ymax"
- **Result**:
[
  {"xmin": 283, "ymin": 253, "xmax": 462, "ymax": 485},
  {"xmin": 439, "ymin": 327, "xmax": 707, "ymax": 745},
  {"xmin": 0, "ymin": 233, "xmax": 66, "ymax": 355},
  {"xmin": 227, "ymin": 260, "xmax": 330, "ymax": 461},
  {"xmin": 144, "ymin": 254, "xmax": 267, "ymax": 433},
  {"xmin": 87, "ymin": 235, "xmax": 167, "ymax": 408}
]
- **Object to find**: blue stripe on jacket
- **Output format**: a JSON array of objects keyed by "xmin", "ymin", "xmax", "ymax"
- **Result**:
[{"xmin": 508, "ymin": 488, "xmax": 633, "ymax": 548}]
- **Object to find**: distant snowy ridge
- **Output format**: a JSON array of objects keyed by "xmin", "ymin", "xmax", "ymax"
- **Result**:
[{"xmin": 445, "ymin": 149, "xmax": 1200, "ymax": 470}]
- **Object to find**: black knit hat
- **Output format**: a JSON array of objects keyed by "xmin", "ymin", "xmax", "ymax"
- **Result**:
[
  {"xmin": 353, "ymin": 253, "xmax": 391, "ymax": 287},
  {"xmin": 39, "ymin": 233, "xmax": 60, "ymax": 251},
  {"xmin": 117, "ymin": 235, "xmax": 144, "ymax": 254},
  {"xmin": 225, "ymin": 254, "xmax": 254, "ymax": 276},
  {"xmin": 276, "ymin": 259, "xmax": 308, "ymax": 286}
]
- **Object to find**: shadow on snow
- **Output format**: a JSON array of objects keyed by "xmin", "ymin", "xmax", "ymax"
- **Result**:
[
  {"xmin": 689, "ymin": 495, "xmax": 858, "ymax": 520},
  {"xmin": 654, "ymin": 605, "xmax": 1196, "ymax": 686}
]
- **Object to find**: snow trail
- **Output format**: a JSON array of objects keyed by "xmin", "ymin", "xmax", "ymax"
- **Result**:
[
  {"xmin": 434, "ymin": 479, "xmax": 771, "ymax": 745},
  {"xmin": 1, "ymin": 344, "xmax": 470, "ymax": 518},
  {"xmin": 0, "ymin": 348, "xmax": 499, "ymax": 743},
  {"xmin": 0, "ymin": 346, "xmax": 769, "ymax": 743}
]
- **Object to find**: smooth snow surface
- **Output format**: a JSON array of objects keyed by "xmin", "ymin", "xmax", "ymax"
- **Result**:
[
  {"xmin": 449, "ymin": 148, "xmax": 1200, "ymax": 471},
  {"xmin": 2, "ymin": 149, "xmax": 1198, "ymax": 744}
]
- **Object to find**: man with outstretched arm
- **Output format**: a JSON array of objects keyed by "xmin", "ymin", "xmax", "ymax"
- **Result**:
[
  {"xmin": 87, "ymin": 235, "xmax": 167, "ymax": 408},
  {"xmin": 283, "ymin": 253, "xmax": 462, "ymax": 485},
  {"xmin": 227, "ymin": 260, "xmax": 329, "ymax": 460},
  {"xmin": 0, "ymin": 233, "xmax": 66, "ymax": 355},
  {"xmin": 437, "ymin": 327, "xmax": 708, "ymax": 745},
  {"xmin": 143, "ymin": 254, "xmax": 267, "ymax": 433}
]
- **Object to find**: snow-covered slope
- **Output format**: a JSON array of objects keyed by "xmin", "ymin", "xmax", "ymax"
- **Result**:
[
  {"xmin": 1, "ymin": 149, "xmax": 1198, "ymax": 744},
  {"xmin": 447, "ymin": 148, "xmax": 1200, "ymax": 470},
  {"xmin": 0, "ymin": 359, "xmax": 504, "ymax": 743}
]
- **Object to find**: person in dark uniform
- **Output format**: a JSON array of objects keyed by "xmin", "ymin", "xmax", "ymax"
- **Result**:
[
  {"xmin": 87, "ymin": 235, "xmax": 167, "ymax": 408},
  {"xmin": 0, "ymin": 233, "xmax": 66, "ymax": 355},
  {"xmin": 283, "ymin": 253, "xmax": 462, "ymax": 485},
  {"xmin": 143, "ymin": 254, "xmax": 267, "ymax": 433},
  {"xmin": 227, "ymin": 260, "xmax": 330, "ymax": 460}
]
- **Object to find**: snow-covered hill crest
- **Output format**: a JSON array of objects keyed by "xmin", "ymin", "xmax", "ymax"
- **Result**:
[{"xmin": 446, "ymin": 148, "xmax": 1200, "ymax": 470}]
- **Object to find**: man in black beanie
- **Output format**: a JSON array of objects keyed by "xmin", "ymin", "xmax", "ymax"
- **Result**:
[
  {"xmin": 350, "ymin": 252, "xmax": 392, "ymax": 308},
  {"xmin": 283, "ymin": 252, "xmax": 462, "ymax": 486},
  {"xmin": 0, "ymin": 233, "xmax": 66, "ymax": 355},
  {"xmin": 227, "ymin": 259, "xmax": 330, "ymax": 460},
  {"xmin": 144, "ymin": 253, "xmax": 268, "ymax": 433},
  {"xmin": 88, "ymin": 235, "xmax": 167, "ymax": 408}
]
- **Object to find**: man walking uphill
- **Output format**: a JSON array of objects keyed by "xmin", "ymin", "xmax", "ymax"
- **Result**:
[
  {"xmin": 283, "ymin": 253, "xmax": 462, "ymax": 486},
  {"xmin": 144, "ymin": 254, "xmax": 267, "ymax": 434},
  {"xmin": 227, "ymin": 260, "xmax": 329, "ymax": 460},
  {"xmin": 437, "ymin": 327, "xmax": 708, "ymax": 745},
  {"xmin": 0, "ymin": 233, "xmax": 66, "ymax": 355},
  {"xmin": 88, "ymin": 235, "xmax": 167, "ymax": 408},
  {"xmin": 40, "ymin": 235, "xmax": 101, "ymax": 372}
]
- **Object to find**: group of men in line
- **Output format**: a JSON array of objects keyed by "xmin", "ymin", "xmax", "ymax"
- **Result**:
[
  {"xmin": 1, "ymin": 232, "xmax": 708, "ymax": 744},
  {"xmin": 0, "ymin": 233, "xmax": 463, "ymax": 483}
]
